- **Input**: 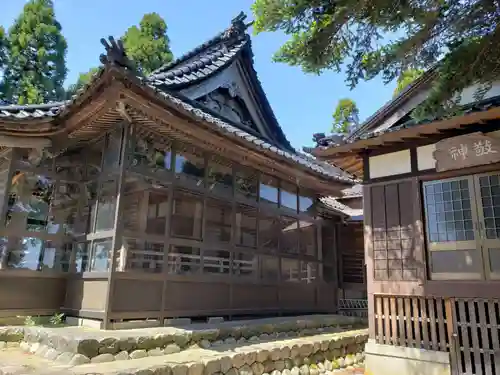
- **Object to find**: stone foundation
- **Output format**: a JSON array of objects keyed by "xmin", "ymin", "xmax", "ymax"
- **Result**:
[
  {"xmin": 1, "ymin": 314, "xmax": 365, "ymax": 365},
  {"xmin": 40, "ymin": 329, "xmax": 368, "ymax": 375}
]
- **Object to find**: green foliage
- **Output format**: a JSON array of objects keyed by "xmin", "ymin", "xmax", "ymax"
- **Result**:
[
  {"xmin": 18, "ymin": 315, "xmax": 39, "ymax": 326},
  {"xmin": 0, "ymin": 26, "xmax": 7, "ymax": 101},
  {"xmin": 49, "ymin": 312, "xmax": 65, "ymax": 326},
  {"xmin": 122, "ymin": 12, "xmax": 173, "ymax": 75},
  {"xmin": 332, "ymin": 98, "xmax": 359, "ymax": 134},
  {"xmin": 393, "ymin": 69, "xmax": 424, "ymax": 97},
  {"xmin": 252, "ymin": 0, "xmax": 500, "ymax": 116},
  {"xmin": 3, "ymin": 0, "xmax": 67, "ymax": 104},
  {"xmin": 65, "ymin": 67, "xmax": 100, "ymax": 99}
]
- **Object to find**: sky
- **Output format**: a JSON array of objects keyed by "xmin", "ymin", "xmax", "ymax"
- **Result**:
[{"xmin": 0, "ymin": 0, "xmax": 396, "ymax": 151}]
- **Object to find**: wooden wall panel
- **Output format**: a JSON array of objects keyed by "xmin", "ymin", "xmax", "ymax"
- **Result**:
[
  {"xmin": 0, "ymin": 276, "xmax": 65, "ymax": 313},
  {"xmin": 232, "ymin": 284, "xmax": 277, "ymax": 311},
  {"xmin": 64, "ymin": 279, "xmax": 108, "ymax": 312},
  {"xmin": 367, "ymin": 179, "xmax": 425, "ymax": 282},
  {"xmin": 111, "ymin": 279, "xmax": 163, "ymax": 312}
]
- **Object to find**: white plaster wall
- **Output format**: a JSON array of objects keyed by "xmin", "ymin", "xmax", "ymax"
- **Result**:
[
  {"xmin": 458, "ymin": 81, "xmax": 500, "ymax": 106},
  {"xmin": 417, "ymin": 144, "xmax": 436, "ymax": 171},
  {"xmin": 369, "ymin": 150, "xmax": 411, "ymax": 179}
]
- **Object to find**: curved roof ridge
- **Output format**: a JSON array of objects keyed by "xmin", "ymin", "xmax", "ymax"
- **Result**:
[{"xmin": 148, "ymin": 11, "xmax": 250, "ymax": 78}]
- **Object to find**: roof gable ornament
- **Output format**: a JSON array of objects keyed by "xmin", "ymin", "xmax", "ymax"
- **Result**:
[
  {"xmin": 223, "ymin": 12, "xmax": 253, "ymax": 39},
  {"xmin": 99, "ymin": 36, "xmax": 135, "ymax": 71}
]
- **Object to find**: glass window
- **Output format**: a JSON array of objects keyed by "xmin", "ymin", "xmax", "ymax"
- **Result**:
[
  {"xmin": 260, "ymin": 256, "xmax": 279, "ymax": 281},
  {"xmin": 168, "ymin": 245, "xmax": 201, "ymax": 275},
  {"xmin": 95, "ymin": 179, "xmax": 118, "ymax": 232},
  {"xmin": 50, "ymin": 181, "xmax": 81, "ymax": 236},
  {"xmin": 203, "ymin": 249, "xmax": 230, "ymax": 274},
  {"xmin": 171, "ymin": 190, "xmax": 203, "ymax": 239},
  {"xmin": 299, "ymin": 193, "xmax": 315, "ymax": 213},
  {"xmin": 299, "ymin": 221, "xmax": 317, "ymax": 257},
  {"xmin": 280, "ymin": 182, "xmax": 298, "ymax": 212},
  {"xmin": 102, "ymin": 129, "xmax": 123, "ymax": 172},
  {"xmin": 207, "ymin": 156, "xmax": 233, "ymax": 196},
  {"xmin": 260, "ymin": 175, "xmax": 278, "ymax": 206},
  {"xmin": 299, "ymin": 262, "xmax": 317, "ymax": 283},
  {"xmin": 232, "ymin": 251, "xmax": 257, "ymax": 278},
  {"xmin": 7, "ymin": 237, "xmax": 42, "ymax": 270},
  {"xmin": 90, "ymin": 239, "xmax": 112, "ymax": 272},
  {"xmin": 6, "ymin": 172, "xmax": 54, "ymax": 232},
  {"xmin": 424, "ymin": 179, "xmax": 474, "ymax": 243},
  {"xmin": 281, "ymin": 258, "xmax": 299, "ymax": 282},
  {"xmin": 174, "ymin": 144, "xmax": 205, "ymax": 185},
  {"xmin": 236, "ymin": 205, "xmax": 257, "ymax": 247},
  {"xmin": 75, "ymin": 242, "xmax": 91, "ymax": 272},
  {"xmin": 132, "ymin": 136, "xmax": 172, "ymax": 172},
  {"xmin": 235, "ymin": 167, "xmax": 258, "ymax": 201},
  {"xmin": 146, "ymin": 192, "xmax": 169, "ymax": 235},
  {"xmin": 205, "ymin": 198, "xmax": 232, "ymax": 243},
  {"xmin": 259, "ymin": 216, "xmax": 280, "ymax": 251},
  {"xmin": 125, "ymin": 239, "xmax": 164, "ymax": 273},
  {"xmin": 280, "ymin": 217, "xmax": 299, "ymax": 254}
]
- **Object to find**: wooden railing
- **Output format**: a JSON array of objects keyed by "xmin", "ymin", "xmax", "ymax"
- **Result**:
[
  {"xmin": 374, "ymin": 295, "xmax": 500, "ymax": 375},
  {"xmin": 374, "ymin": 295, "xmax": 453, "ymax": 351}
]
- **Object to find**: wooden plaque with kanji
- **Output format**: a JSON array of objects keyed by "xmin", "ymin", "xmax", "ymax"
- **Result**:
[{"xmin": 433, "ymin": 132, "xmax": 500, "ymax": 172}]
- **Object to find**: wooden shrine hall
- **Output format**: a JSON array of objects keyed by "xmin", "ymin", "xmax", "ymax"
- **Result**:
[{"xmin": 0, "ymin": 13, "xmax": 365, "ymax": 329}]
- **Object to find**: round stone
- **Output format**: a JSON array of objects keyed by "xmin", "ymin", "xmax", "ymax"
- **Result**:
[
  {"xmin": 55, "ymin": 352, "xmax": 74, "ymax": 364},
  {"xmin": 239, "ymin": 364, "xmax": 253, "ymax": 375},
  {"xmin": 309, "ymin": 366, "xmax": 319, "ymax": 375},
  {"xmin": 164, "ymin": 344, "xmax": 181, "ymax": 354},
  {"xmin": 274, "ymin": 360, "xmax": 285, "ymax": 371},
  {"xmin": 199, "ymin": 340, "xmax": 211, "ymax": 349},
  {"xmin": 291, "ymin": 367, "xmax": 300, "ymax": 375},
  {"xmin": 172, "ymin": 364, "xmax": 188, "ymax": 375},
  {"xmin": 299, "ymin": 365, "xmax": 309, "ymax": 375},
  {"xmin": 220, "ymin": 356, "xmax": 232, "ymax": 373},
  {"xmin": 91, "ymin": 353, "xmax": 115, "ymax": 363},
  {"xmin": 69, "ymin": 354, "xmax": 90, "ymax": 365},
  {"xmin": 256, "ymin": 349, "xmax": 270, "ymax": 363},
  {"xmin": 271, "ymin": 371, "xmax": 281, "ymax": 375},
  {"xmin": 130, "ymin": 349, "xmax": 148, "ymax": 359},
  {"xmin": 231, "ymin": 352, "xmax": 246, "ymax": 369},
  {"xmin": 148, "ymin": 348, "xmax": 164, "ymax": 357},
  {"xmin": 115, "ymin": 351, "xmax": 130, "ymax": 361},
  {"xmin": 282, "ymin": 370, "xmax": 292, "ymax": 375},
  {"xmin": 224, "ymin": 337, "xmax": 237, "ymax": 345},
  {"xmin": 202, "ymin": 358, "xmax": 221, "ymax": 374},
  {"xmin": 324, "ymin": 360, "xmax": 332, "ymax": 371},
  {"xmin": 188, "ymin": 362, "xmax": 204, "ymax": 375},
  {"xmin": 251, "ymin": 362, "xmax": 265, "ymax": 375}
]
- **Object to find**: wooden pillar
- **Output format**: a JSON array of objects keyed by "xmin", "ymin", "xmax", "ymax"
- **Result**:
[
  {"xmin": 103, "ymin": 122, "xmax": 129, "ymax": 330},
  {"xmin": 0, "ymin": 149, "xmax": 16, "ymax": 269}
]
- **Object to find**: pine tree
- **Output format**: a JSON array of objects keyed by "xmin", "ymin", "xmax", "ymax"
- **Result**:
[
  {"xmin": 252, "ymin": 0, "xmax": 500, "ymax": 116},
  {"xmin": 122, "ymin": 12, "xmax": 173, "ymax": 75},
  {"xmin": 332, "ymin": 98, "xmax": 359, "ymax": 134},
  {"xmin": 393, "ymin": 69, "xmax": 424, "ymax": 97},
  {"xmin": 65, "ymin": 67, "xmax": 100, "ymax": 99},
  {"xmin": 4, "ymin": 0, "xmax": 67, "ymax": 104}
]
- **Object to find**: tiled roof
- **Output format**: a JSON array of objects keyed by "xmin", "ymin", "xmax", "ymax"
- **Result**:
[
  {"xmin": 0, "ymin": 101, "xmax": 67, "ymax": 120},
  {"xmin": 340, "ymin": 184, "xmax": 363, "ymax": 198},
  {"xmin": 147, "ymin": 33, "xmax": 248, "ymax": 88},
  {"xmin": 0, "ymin": 14, "xmax": 355, "ymax": 185},
  {"xmin": 139, "ymin": 78, "xmax": 354, "ymax": 182},
  {"xmin": 320, "ymin": 196, "xmax": 363, "ymax": 219}
]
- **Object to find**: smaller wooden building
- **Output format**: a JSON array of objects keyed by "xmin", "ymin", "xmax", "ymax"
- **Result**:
[
  {"xmin": 0, "ymin": 14, "xmax": 364, "ymax": 329},
  {"xmin": 310, "ymin": 69, "xmax": 500, "ymax": 375}
]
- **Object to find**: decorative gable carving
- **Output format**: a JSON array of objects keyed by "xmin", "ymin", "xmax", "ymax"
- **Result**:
[{"xmin": 196, "ymin": 87, "xmax": 259, "ymax": 133}]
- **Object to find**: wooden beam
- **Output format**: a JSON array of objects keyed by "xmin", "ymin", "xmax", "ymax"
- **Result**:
[{"xmin": 0, "ymin": 135, "xmax": 51, "ymax": 148}]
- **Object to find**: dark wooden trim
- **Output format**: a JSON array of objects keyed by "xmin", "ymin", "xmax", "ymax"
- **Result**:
[
  {"xmin": 410, "ymin": 147, "xmax": 418, "ymax": 173},
  {"xmin": 60, "ymin": 308, "xmax": 105, "ymax": 320},
  {"xmin": 362, "ymin": 152, "xmax": 370, "ymax": 183}
]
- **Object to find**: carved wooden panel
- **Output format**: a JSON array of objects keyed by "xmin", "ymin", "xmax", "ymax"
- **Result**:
[{"xmin": 434, "ymin": 132, "xmax": 500, "ymax": 172}]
